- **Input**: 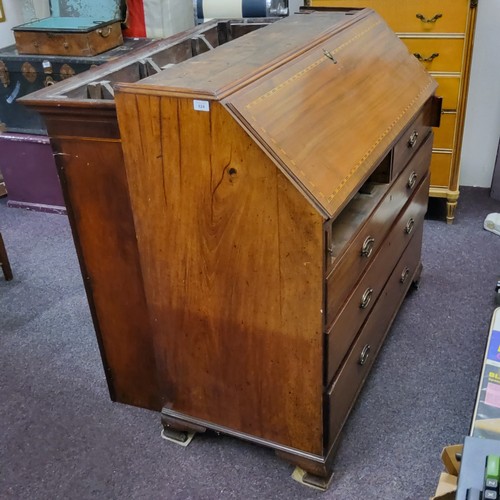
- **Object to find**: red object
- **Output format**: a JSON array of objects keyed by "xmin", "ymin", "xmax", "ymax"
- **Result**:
[{"xmin": 122, "ymin": 0, "xmax": 146, "ymax": 38}]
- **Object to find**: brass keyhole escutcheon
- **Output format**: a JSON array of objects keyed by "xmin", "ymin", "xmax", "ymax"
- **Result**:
[{"xmin": 323, "ymin": 49, "xmax": 337, "ymax": 64}]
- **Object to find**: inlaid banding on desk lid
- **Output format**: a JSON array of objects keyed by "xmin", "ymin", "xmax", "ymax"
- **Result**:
[{"xmin": 225, "ymin": 13, "xmax": 436, "ymax": 219}]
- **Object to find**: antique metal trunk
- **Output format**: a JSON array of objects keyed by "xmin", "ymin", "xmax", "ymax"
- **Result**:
[
  {"xmin": 0, "ymin": 38, "xmax": 151, "ymax": 134},
  {"xmin": 0, "ymin": 37, "xmax": 150, "ymax": 215}
]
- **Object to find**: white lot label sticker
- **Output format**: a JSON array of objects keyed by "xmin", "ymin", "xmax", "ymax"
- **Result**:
[{"xmin": 193, "ymin": 100, "xmax": 210, "ymax": 112}]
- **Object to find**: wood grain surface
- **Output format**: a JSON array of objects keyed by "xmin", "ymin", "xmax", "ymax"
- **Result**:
[
  {"xmin": 45, "ymin": 110, "xmax": 161, "ymax": 411},
  {"xmin": 116, "ymin": 95, "xmax": 325, "ymax": 453}
]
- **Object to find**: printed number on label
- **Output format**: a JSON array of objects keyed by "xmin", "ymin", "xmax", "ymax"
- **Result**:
[{"xmin": 193, "ymin": 100, "xmax": 210, "ymax": 112}]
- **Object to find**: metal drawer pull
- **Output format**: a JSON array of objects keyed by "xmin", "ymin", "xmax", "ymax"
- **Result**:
[
  {"xmin": 407, "ymin": 171, "xmax": 418, "ymax": 189},
  {"xmin": 414, "ymin": 52, "xmax": 440, "ymax": 63},
  {"xmin": 405, "ymin": 217, "xmax": 415, "ymax": 235},
  {"xmin": 400, "ymin": 267, "xmax": 411, "ymax": 284},
  {"xmin": 361, "ymin": 236, "xmax": 375, "ymax": 258},
  {"xmin": 360, "ymin": 287, "xmax": 373, "ymax": 309},
  {"xmin": 416, "ymin": 13, "xmax": 443, "ymax": 23},
  {"xmin": 407, "ymin": 130, "xmax": 419, "ymax": 148},
  {"xmin": 98, "ymin": 27, "xmax": 112, "ymax": 38},
  {"xmin": 359, "ymin": 344, "xmax": 371, "ymax": 366}
]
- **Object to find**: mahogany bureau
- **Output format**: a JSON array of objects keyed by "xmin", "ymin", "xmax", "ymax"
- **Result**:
[
  {"xmin": 305, "ymin": 0, "xmax": 478, "ymax": 223},
  {"xmin": 113, "ymin": 10, "xmax": 440, "ymax": 486}
]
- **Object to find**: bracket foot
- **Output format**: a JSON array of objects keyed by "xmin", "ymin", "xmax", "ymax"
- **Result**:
[
  {"xmin": 161, "ymin": 428, "xmax": 196, "ymax": 447},
  {"xmin": 291, "ymin": 466, "xmax": 334, "ymax": 491}
]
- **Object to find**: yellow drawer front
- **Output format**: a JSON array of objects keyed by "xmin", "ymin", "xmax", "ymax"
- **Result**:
[
  {"xmin": 430, "ymin": 151, "xmax": 452, "ymax": 187},
  {"xmin": 308, "ymin": 0, "xmax": 469, "ymax": 34},
  {"xmin": 433, "ymin": 113, "xmax": 456, "ymax": 150},
  {"xmin": 434, "ymin": 75, "xmax": 460, "ymax": 110},
  {"xmin": 402, "ymin": 37, "xmax": 465, "ymax": 73}
]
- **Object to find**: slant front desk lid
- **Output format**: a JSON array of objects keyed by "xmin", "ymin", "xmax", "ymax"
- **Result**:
[{"xmin": 115, "ymin": 11, "xmax": 437, "ymax": 219}]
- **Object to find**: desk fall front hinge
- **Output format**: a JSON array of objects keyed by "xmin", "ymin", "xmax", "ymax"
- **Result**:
[{"xmin": 470, "ymin": 0, "xmax": 478, "ymax": 8}]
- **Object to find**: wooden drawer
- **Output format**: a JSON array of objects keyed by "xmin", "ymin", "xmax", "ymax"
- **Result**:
[
  {"xmin": 393, "ymin": 110, "xmax": 432, "ymax": 179},
  {"xmin": 326, "ymin": 173, "xmax": 429, "ymax": 379},
  {"xmin": 308, "ymin": 0, "xmax": 469, "ymax": 34},
  {"xmin": 433, "ymin": 113, "xmax": 456, "ymax": 150},
  {"xmin": 434, "ymin": 75, "xmax": 460, "ymax": 111},
  {"xmin": 325, "ymin": 132, "xmax": 432, "ymax": 314},
  {"xmin": 401, "ymin": 37, "xmax": 465, "ymax": 73},
  {"xmin": 325, "ymin": 222, "xmax": 424, "ymax": 447},
  {"xmin": 430, "ymin": 151, "xmax": 453, "ymax": 188}
]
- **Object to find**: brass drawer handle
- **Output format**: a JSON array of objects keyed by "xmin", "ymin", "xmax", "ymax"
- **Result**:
[
  {"xmin": 405, "ymin": 217, "xmax": 415, "ymax": 235},
  {"xmin": 361, "ymin": 236, "xmax": 375, "ymax": 258},
  {"xmin": 414, "ymin": 52, "xmax": 440, "ymax": 63},
  {"xmin": 359, "ymin": 344, "xmax": 371, "ymax": 366},
  {"xmin": 98, "ymin": 27, "xmax": 112, "ymax": 38},
  {"xmin": 360, "ymin": 287, "xmax": 373, "ymax": 309},
  {"xmin": 416, "ymin": 13, "xmax": 443, "ymax": 23},
  {"xmin": 408, "ymin": 130, "xmax": 419, "ymax": 148},
  {"xmin": 407, "ymin": 171, "xmax": 418, "ymax": 190},
  {"xmin": 400, "ymin": 267, "xmax": 411, "ymax": 284}
]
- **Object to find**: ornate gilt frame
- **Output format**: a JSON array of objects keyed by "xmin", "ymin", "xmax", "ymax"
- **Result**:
[{"xmin": 0, "ymin": 1, "xmax": 5, "ymax": 23}]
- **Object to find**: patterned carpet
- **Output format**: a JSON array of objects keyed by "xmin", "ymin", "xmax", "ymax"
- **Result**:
[{"xmin": 1, "ymin": 187, "xmax": 500, "ymax": 499}]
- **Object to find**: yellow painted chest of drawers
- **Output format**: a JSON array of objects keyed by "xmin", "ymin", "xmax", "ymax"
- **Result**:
[{"xmin": 306, "ymin": 0, "xmax": 478, "ymax": 222}]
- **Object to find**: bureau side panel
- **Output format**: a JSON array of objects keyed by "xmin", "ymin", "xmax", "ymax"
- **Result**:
[
  {"xmin": 116, "ymin": 94, "xmax": 325, "ymax": 454},
  {"xmin": 47, "ymin": 115, "xmax": 161, "ymax": 411}
]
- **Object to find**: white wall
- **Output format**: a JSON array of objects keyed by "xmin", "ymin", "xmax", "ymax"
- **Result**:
[
  {"xmin": 0, "ymin": 0, "xmax": 50, "ymax": 48},
  {"xmin": 0, "ymin": 0, "xmax": 25, "ymax": 48},
  {"xmin": 460, "ymin": 0, "xmax": 500, "ymax": 187}
]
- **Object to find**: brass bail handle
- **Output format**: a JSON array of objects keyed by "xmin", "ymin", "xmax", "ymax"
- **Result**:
[
  {"xmin": 400, "ymin": 267, "xmax": 411, "ymax": 284},
  {"xmin": 405, "ymin": 217, "xmax": 415, "ymax": 235},
  {"xmin": 360, "ymin": 287, "xmax": 373, "ymax": 309},
  {"xmin": 98, "ymin": 26, "xmax": 112, "ymax": 38},
  {"xmin": 407, "ymin": 171, "xmax": 418, "ymax": 190},
  {"xmin": 414, "ymin": 52, "xmax": 440, "ymax": 63},
  {"xmin": 408, "ymin": 130, "xmax": 419, "ymax": 149},
  {"xmin": 416, "ymin": 13, "xmax": 443, "ymax": 23},
  {"xmin": 361, "ymin": 236, "xmax": 375, "ymax": 258},
  {"xmin": 359, "ymin": 344, "xmax": 371, "ymax": 366}
]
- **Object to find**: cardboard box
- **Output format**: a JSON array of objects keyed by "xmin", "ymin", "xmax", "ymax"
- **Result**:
[{"xmin": 431, "ymin": 444, "xmax": 463, "ymax": 500}]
